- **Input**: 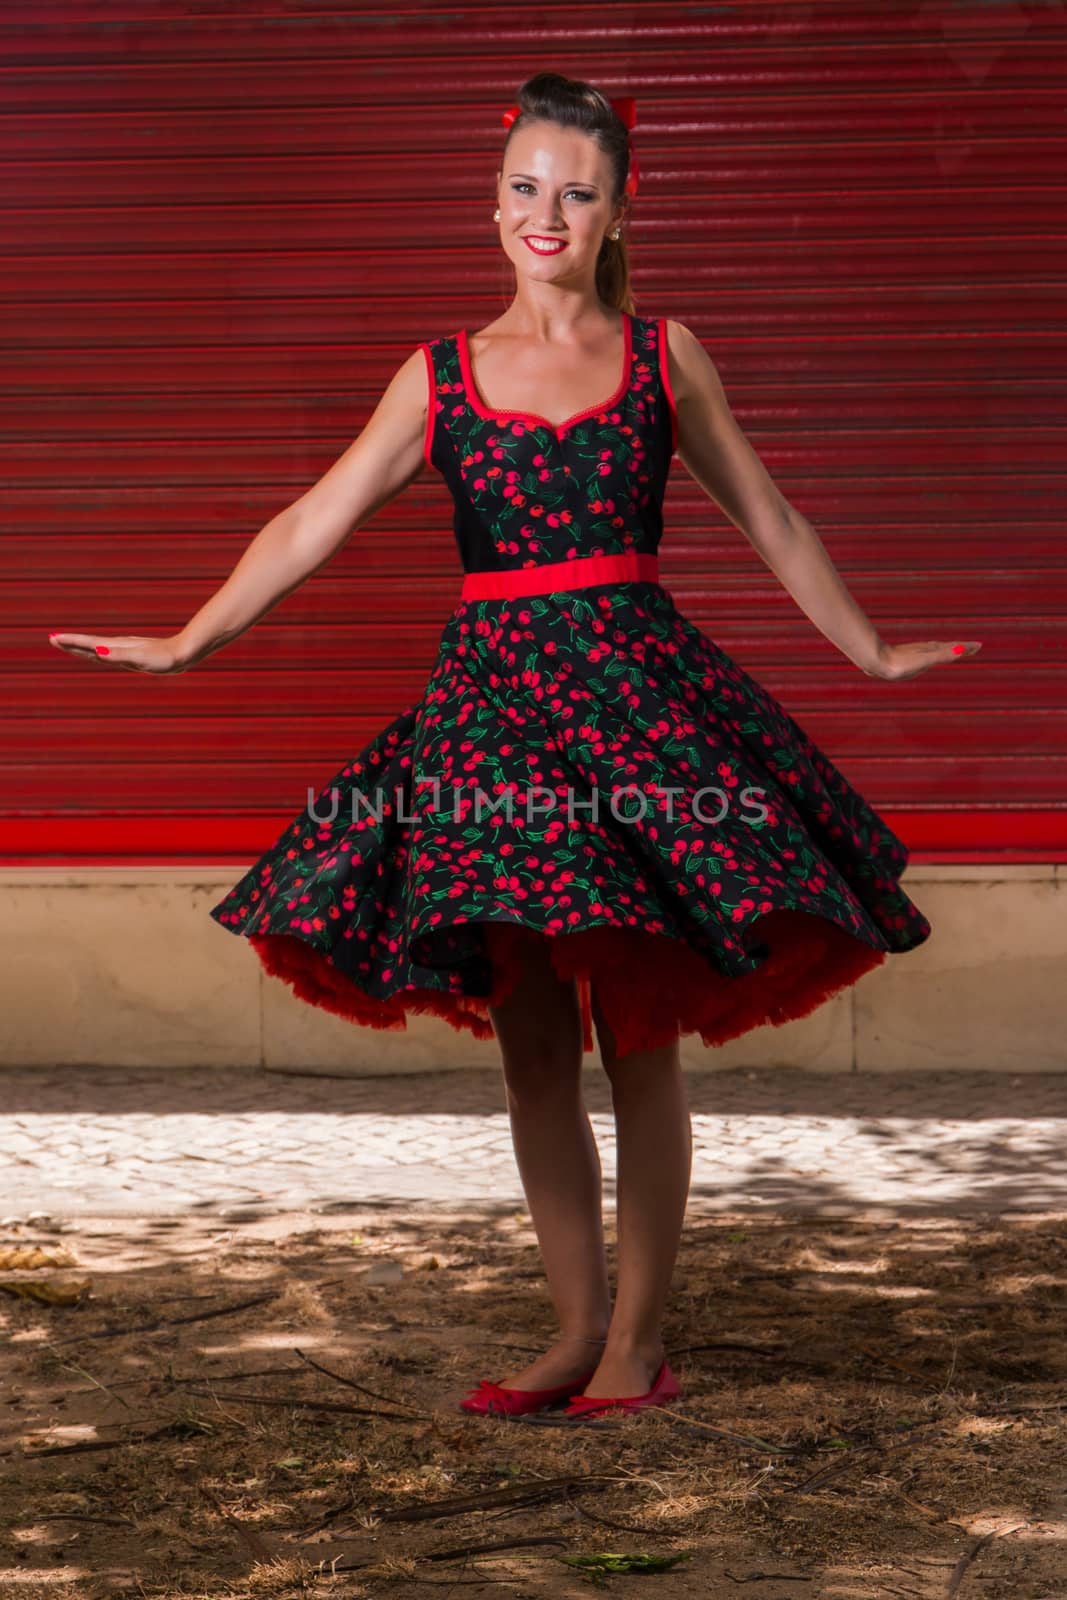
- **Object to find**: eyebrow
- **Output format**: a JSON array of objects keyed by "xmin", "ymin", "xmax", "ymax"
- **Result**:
[{"xmin": 507, "ymin": 172, "xmax": 600, "ymax": 189}]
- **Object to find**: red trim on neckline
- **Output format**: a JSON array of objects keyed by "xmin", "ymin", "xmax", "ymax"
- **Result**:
[{"xmin": 457, "ymin": 311, "xmax": 633, "ymax": 436}]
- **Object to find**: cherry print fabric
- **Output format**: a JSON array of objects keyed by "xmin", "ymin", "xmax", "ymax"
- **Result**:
[{"xmin": 208, "ymin": 312, "xmax": 930, "ymax": 1058}]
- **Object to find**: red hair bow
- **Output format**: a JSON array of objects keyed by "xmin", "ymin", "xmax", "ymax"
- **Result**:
[{"xmin": 502, "ymin": 95, "xmax": 639, "ymax": 199}]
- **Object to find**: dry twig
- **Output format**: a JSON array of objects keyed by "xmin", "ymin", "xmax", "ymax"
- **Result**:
[
  {"xmin": 292, "ymin": 1344, "xmax": 421, "ymax": 1410},
  {"xmin": 44, "ymin": 1289, "xmax": 283, "ymax": 1347},
  {"xmin": 177, "ymin": 1384, "xmax": 425, "ymax": 1421}
]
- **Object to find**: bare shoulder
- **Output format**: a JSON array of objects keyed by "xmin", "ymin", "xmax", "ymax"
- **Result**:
[
  {"xmin": 661, "ymin": 318, "xmax": 725, "ymax": 408},
  {"xmin": 387, "ymin": 342, "xmax": 433, "ymax": 400},
  {"xmin": 360, "ymin": 342, "xmax": 433, "ymax": 439}
]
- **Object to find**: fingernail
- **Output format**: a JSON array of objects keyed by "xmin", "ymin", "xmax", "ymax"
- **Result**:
[
  {"xmin": 95, "ymin": 645, "xmax": 110, "ymax": 656},
  {"xmin": 952, "ymin": 644, "xmax": 966, "ymax": 655},
  {"xmin": 48, "ymin": 632, "xmax": 58, "ymax": 640}
]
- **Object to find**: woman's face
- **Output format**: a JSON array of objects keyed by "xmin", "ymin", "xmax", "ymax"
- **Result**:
[{"xmin": 495, "ymin": 120, "xmax": 626, "ymax": 288}]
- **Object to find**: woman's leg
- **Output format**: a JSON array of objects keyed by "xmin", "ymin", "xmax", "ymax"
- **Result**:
[
  {"xmin": 579, "ymin": 986, "xmax": 692, "ymax": 1399},
  {"xmin": 484, "ymin": 925, "xmax": 613, "ymax": 1390}
]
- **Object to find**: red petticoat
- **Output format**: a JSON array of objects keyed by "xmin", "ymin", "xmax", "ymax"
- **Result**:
[{"xmin": 249, "ymin": 909, "xmax": 886, "ymax": 1059}]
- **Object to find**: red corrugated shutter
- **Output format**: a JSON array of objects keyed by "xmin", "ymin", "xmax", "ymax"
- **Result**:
[{"xmin": 8, "ymin": 2, "xmax": 1066, "ymax": 866}]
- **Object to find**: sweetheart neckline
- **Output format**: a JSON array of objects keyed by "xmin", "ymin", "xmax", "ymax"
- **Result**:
[{"xmin": 457, "ymin": 311, "xmax": 634, "ymax": 436}]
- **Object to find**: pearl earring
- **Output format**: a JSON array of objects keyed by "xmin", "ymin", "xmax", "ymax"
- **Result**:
[{"xmin": 610, "ymin": 227, "xmax": 621, "ymax": 240}]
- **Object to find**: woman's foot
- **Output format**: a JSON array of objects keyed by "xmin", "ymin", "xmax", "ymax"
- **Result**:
[
  {"xmin": 577, "ymin": 1337, "xmax": 666, "ymax": 1399},
  {"xmin": 495, "ymin": 1333, "xmax": 609, "ymax": 1392}
]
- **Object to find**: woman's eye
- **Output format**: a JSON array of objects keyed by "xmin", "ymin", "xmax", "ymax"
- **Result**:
[{"xmin": 511, "ymin": 183, "xmax": 593, "ymax": 201}]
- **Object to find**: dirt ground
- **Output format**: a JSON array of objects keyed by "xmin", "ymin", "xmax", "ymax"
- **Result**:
[{"xmin": 2, "ymin": 1204, "xmax": 1066, "ymax": 1599}]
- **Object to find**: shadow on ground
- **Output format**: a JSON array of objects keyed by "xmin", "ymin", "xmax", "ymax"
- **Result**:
[{"xmin": 2, "ymin": 1197, "xmax": 1066, "ymax": 1598}]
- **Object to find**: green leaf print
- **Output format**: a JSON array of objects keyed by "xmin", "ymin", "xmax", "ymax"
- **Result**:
[{"xmin": 208, "ymin": 313, "xmax": 933, "ymax": 1048}]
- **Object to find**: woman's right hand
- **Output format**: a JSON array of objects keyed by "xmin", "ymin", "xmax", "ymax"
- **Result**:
[{"xmin": 47, "ymin": 631, "xmax": 194, "ymax": 675}]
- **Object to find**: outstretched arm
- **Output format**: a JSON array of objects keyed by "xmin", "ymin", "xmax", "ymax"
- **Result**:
[
  {"xmin": 663, "ymin": 320, "xmax": 981, "ymax": 680},
  {"xmin": 48, "ymin": 344, "xmax": 430, "ymax": 673}
]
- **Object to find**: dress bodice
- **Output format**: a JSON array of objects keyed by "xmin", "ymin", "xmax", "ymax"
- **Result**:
[
  {"xmin": 213, "ymin": 311, "xmax": 931, "ymax": 1062},
  {"xmin": 419, "ymin": 312, "xmax": 679, "ymax": 575}
]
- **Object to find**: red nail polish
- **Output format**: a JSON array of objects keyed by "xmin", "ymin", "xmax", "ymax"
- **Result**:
[
  {"xmin": 952, "ymin": 644, "xmax": 966, "ymax": 655},
  {"xmin": 95, "ymin": 645, "xmax": 110, "ymax": 656},
  {"xmin": 49, "ymin": 632, "xmax": 58, "ymax": 640}
]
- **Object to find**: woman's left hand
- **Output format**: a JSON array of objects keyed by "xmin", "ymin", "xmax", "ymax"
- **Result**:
[{"xmin": 863, "ymin": 639, "xmax": 983, "ymax": 681}]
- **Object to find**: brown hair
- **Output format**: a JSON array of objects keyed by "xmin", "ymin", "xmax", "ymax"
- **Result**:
[{"xmin": 500, "ymin": 70, "xmax": 636, "ymax": 315}]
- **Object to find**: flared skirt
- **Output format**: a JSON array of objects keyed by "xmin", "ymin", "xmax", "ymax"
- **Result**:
[{"xmin": 208, "ymin": 581, "xmax": 930, "ymax": 1058}]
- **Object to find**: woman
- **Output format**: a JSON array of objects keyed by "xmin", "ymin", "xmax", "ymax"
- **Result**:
[{"xmin": 49, "ymin": 72, "xmax": 980, "ymax": 1421}]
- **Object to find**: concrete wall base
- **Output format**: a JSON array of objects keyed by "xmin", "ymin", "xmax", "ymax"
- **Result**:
[{"xmin": 2, "ymin": 865, "xmax": 1063, "ymax": 1074}]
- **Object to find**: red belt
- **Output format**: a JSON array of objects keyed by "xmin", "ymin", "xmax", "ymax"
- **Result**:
[{"xmin": 460, "ymin": 550, "xmax": 661, "ymax": 601}]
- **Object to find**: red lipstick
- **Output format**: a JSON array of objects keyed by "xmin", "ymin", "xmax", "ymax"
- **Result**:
[{"xmin": 523, "ymin": 236, "xmax": 568, "ymax": 255}]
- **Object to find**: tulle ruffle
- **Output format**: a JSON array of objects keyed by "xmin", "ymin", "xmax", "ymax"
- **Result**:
[{"xmin": 248, "ymin": 906, "xmax": 886, "ymax": 1060}]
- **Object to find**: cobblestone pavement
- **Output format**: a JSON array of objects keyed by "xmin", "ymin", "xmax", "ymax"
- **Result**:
[{"xmin": 2, "ymin": 1065, "xmax": 1066, "ymax": 1224}]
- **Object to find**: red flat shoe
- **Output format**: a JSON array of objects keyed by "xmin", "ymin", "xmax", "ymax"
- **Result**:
[
  {"xmin": 561, "ymin": 1358, "xmax": 682, "ymax": 1418},
  {"xmin": 459, "ymin": 1364, "xmax": 602, "ymax": 1417}
]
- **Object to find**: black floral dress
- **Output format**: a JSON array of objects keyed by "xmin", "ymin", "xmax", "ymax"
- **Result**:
[{"xmin": 208, "ymin": 311, "xmax": 930, "ymax": 1058}]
